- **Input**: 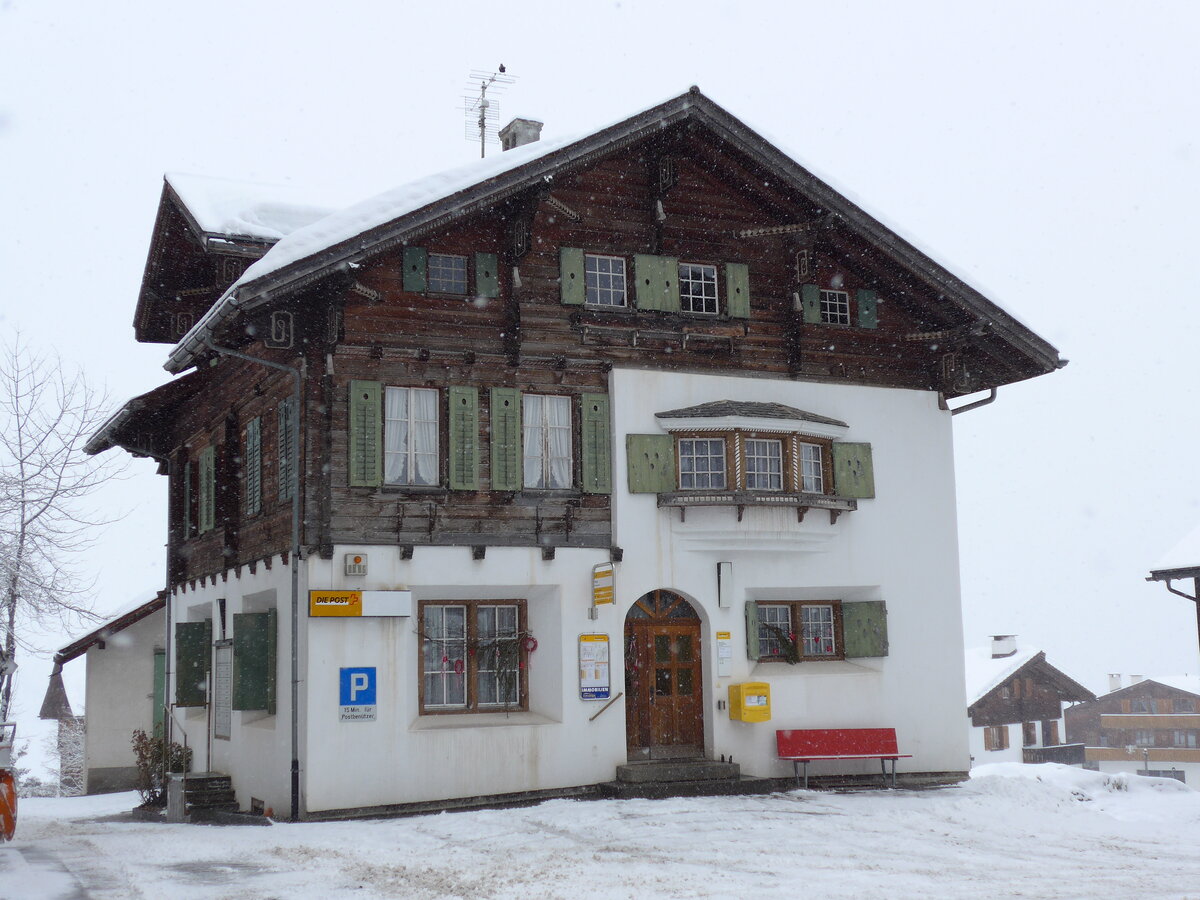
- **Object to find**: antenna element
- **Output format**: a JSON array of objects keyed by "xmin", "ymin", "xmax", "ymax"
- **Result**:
[{"xmin": 464, "ymin": 66, "xmax": 517, "ymax": 158}]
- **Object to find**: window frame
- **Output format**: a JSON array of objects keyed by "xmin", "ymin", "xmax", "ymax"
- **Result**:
[
  {"xmin": 383, "ymin": 385, "xmax": 441, "ymax": 487},
  {"xmin": 819, "ymin": 289, "xmax": 851, "ymax": 326},
  {"xmin": 678, "ymin": 261, "xmax": 719, "ymax": 315},
  {"xmin": 754, "ymin": 600, "xmax": 844, "ymax": 663},
  {"xmin": 584, "ymin": 253, "xmax": 628, "ymax": 308},
  {"xmin": 1022, "ymin": 721, "xmax": 1037, "ymax": 747},
  {"xmin": 677, "ymin": 435, "xmax": 728, "ymax": 490},
  {"xmin": 984, "ymin": 725, "xmax": 1010, "ymax": 752},
  {"xmin": 743, "ymin": 437, "xmax": 784, "ymax": 491},
  {"xmin": 418, "ymin": 599, "xmax": 529, "ymax": 715},
  {"xmin": 672, "ymin": 430, "xmax": 834, "ymax": 494},
  {"xmin": 522, "ymin": 393, "xmax": 573, "ymax": 490},
  {"xmin": 427, "ymin": 253, "xmax": 469, "ymax": 295}
]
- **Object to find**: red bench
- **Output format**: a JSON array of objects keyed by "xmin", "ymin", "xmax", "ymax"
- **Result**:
[{"xmin": 776, "ymin": 728, "xmax": 911, "ymax": 789}]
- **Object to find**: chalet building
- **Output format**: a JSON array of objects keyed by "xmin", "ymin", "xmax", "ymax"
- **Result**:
[
  {"xmin": 1065, "ymin": 675, "xmax": 1200, "ymax": 783},
  {"xmin": 87, "ymin": 88, "xmax": 1064, "ymax": 818},
  {"xmin": 39, "ymin": 593, "xmax": 167, "ymax": 793},
  {"xmin": 964, "ymin": 635, "xmax": 1094, "ymax": 767}
]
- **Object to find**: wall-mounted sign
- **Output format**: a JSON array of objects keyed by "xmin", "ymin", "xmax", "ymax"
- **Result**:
[
  {"xmin": 579, "ymin": 634, "xmax": 611, "ymax": 700},
  {"xmin": 339, "ymin": 667, "xmax": 377, "ymax": 722},
  {"xmin": 716, "ymin": 631, "xmax": 733, "ymax": 678},
  {"xmin": 592, "ymin": 563, "xmax": 614, "ymax": 606},
  {"xmin": 309, "ymin": 590, "xmax": 413, "ymax": 617}
]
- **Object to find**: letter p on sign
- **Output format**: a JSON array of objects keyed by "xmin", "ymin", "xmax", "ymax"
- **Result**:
[{"xmin": 339, "ymin": 667, "xmax": 377, "ymax": 706}]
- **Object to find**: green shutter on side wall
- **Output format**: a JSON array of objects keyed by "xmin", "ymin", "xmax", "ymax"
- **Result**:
[
  {"xmin": 634, "ymin": 255, "xmax": 663, "ymax": 311},
  {"xmin": 348, "ymin": 381, "xmax": 382, "ymax": 488},
  {"xmin": 198, "ymin": 446, "xmax": 215, "ymax": 534},
  {"xmin": 475, "ymin": 252, "xmax": 499, "ymax": 299},
  {"xmin": 232, "ymin": 612, "xmax": 269, "ymax": 711},
  {"xmin": 832, "ymin": 442, "xmax": 875, "ymax": 499},
  {"xmin": 660, "ymin": 256, "xmax": 680, "ymax": 312},
  {"xmin": 448, "ymin": 386, "xmax": 480, "ymax": 490},
  {"xmin": 726, "ymin": 263, "xmax": 750, "ymax": 319},
  {"xmin": 581, "ymin": 393, "xmax": 612, "ymax": 494},
  {"xmin": 244, "ymin": 417, "xmax": 262, "ymax": 517},
  {"xmin": 801, "ymin": 284, "xmax": 822, "ymax": 324},
  {"xmin": 266, "ymin": 608, "xmax": 278, "ymax": 715},
  {"xmin": 175, "ymin": 620, "xmax": 211, "ymax": 708},
  {"xmin": 277, "ymin": 398, "xmax": 295, "ymax": 501},
  {"xmin": 560, "ymin": 247, "xmax": 586, "ymax": 305},
  {"xmin": 626, "ymin": 434, "xmax": 676, "ymax": 493},
  {"xmin": 857, "ymin": 288, "xmax": 878, "ymax": 329},
  {"xmin": 489, "ymin": 388, "xmax": 522, "ymax": 491},
  {"xmin": 403, "ymin": 247, "xmax": 427, "ymax": 292},
  {"xmin": 152, "ymin": 650, "xmax": 166, "ymax": 736},
  {"xmin": 182, "ymin": 460, "xmax": 192, "ymax": 537},
  {"xmin": 843, "ymin": 600, "xmax": 889, "ymax": 658},
  {"xmin": 745, "ymin": 601, "xmax": 761, "ymax": 660}
]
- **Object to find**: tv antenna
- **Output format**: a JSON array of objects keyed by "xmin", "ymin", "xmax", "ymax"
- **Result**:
[{"xmin": 464, "ymin": 65, "xmax": 516, "ymax": 158}]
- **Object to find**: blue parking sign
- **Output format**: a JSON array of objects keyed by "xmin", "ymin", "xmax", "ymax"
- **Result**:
[{"xmin": 339, "ymin": 667, "xmax": 376, "ymax": 706}]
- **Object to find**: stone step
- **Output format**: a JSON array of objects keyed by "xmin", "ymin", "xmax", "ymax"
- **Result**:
[
  {"xmin": 599, "ymin": 775, "xmax": 779, "ymax": 800},
  {"xmin": 185, "ymin": 789, "xmax": 237, "ymax": 808},
  {"xmin": 615, "ymin": 759, "xmax": 740, "ymax": 784}
]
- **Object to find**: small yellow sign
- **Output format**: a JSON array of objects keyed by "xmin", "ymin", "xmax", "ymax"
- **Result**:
[
  {"xmin": 592, "ymin": 563, "xmax": 615, "ymax": 605},
  {"xmin": 309, "ymin": 590, "xmax": 363, "ymax": 617}
]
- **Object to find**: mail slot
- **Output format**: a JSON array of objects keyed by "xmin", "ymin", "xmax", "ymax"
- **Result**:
[{"xmin": 728, "ymin": 681, "xmax": 771, "ymax": 722}]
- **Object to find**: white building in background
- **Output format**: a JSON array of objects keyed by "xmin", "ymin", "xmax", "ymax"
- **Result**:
[{"xmin": 86, "ymin": 89, "xmax": 1064, "ymax": 818}]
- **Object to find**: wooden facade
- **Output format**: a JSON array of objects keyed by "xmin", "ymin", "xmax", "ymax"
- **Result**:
[{"xmin": 1065, "ymin": 679, "xmax": 1200, "ymax": 768}]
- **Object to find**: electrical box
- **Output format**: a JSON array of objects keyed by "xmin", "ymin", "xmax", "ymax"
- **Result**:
[{"xmin": 728, "ymin": 682, "xmax": 771, "ymax": 723}]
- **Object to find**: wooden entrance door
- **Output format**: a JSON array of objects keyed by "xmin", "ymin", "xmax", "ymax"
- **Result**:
[{"xmin": 625, "ymin": 591, "xmax": 703, "ymax": 758}]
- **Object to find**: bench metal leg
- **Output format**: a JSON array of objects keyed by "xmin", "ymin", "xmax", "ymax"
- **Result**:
[{"xmin": 791, "ymin": 760, "xmax": 810, "ymax": 789}]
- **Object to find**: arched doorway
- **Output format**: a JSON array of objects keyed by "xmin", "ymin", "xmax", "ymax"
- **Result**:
[{"xmin": 624, "ymin": 590, "xmax": 704, "ymax": 759}]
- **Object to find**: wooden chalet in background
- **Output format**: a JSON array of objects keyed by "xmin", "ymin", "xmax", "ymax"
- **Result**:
[{"xmin": 86, "ymin": 88, "xmax": 1065, "ymax": 818}]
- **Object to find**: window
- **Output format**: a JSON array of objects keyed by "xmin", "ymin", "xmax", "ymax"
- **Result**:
[
  {"xmin": 1173, "ymin": 730, "xmax": 1197, "ymax": 748},
  {"xmin": 428, "ymin": 253, "xmax": 467, "ymax": 294},
  {"xmin": 523, "ymin": 394, "xmax": 572, "ymax": 489},
  {"xmin": 420, "ymin": 600, "xmax": 527, "ymax": 713},
  {"xmin": 820, "ymin": 289, "xmax": 851, "ymax": 325},
  {"xmin": 984, "ymin": 725, "xmax": 1010, "ymax": 751},
  {"xmin": 1176, "ymin": 699, "xmax": 1196, "ymax": 713},
  {"xmin": 1042, "ymin": 720, "xmax": 1060, "ymax": 746},
  {"xmin": 584, "ymin": 254, "xmax": 626, "ymax": 307},
  {"xmin": 744, "ymin": 439, "xmax": 783, "ymax": 491},
  {"xmin": 1134, "ymin": 729, "xmax": 1154, "ymax": 746},
  {"xmin": 679, "ymin": 263, "xmax": 718, "ymax": 314},
  {"xmin": 384, "ymin": 387, "xmax": 439, "ymax": 486},
  {"xmin": 678, "ymin": 437, "xmax": 726, "ymax": 489},
  {"xmin": 755, "ymin": 601, "xmax": 842, "ymax": 662},
  {"xmin": 1022, "ymin": 722, "xmax": 1037, "ymax": 747},
  {"xmin": 799, "ymin": 442, "xmax": 824, "ymax": 493}
]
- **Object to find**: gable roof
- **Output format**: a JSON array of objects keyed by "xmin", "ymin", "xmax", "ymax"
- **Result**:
[
  {"xmin": 165, "ymin": 172, "xmax": 341, "ymax": 246},
  {"xmin": 163, "ymin": 87, "xmax": 1065, "ymax": 378},
  {"xmin": 964, "ymin": 643, "xmax": 1095, "ymax": 708},
  {"xmin": 53, "ymin": 591, "xmax": 166, "ymax": 666}
]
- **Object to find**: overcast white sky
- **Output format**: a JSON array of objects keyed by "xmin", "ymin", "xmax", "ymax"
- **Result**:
[{"xmin": 3, "ymin": 1, "xmax": 1199, "ymax": 764}]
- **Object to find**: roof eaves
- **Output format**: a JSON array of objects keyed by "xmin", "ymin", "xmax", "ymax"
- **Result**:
[{"xmin": 54, "ymin": 592, "xmax": 167, "ymax": 665}]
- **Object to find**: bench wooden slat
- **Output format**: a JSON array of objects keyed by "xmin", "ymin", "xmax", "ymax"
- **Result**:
[{"xmin": 776, "ymin": 727, "xmax": 900, "ymax": 759}]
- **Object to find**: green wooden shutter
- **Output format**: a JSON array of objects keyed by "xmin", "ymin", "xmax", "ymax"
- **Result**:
[
  {"xmin": 198, "ymin": 446, "xmax": 215, "ymax": 533},
  {"xmin": 745, "ymin": 601, "xmax": 761, "ymax": 660},
  {"xmin": 277, "ymin": 398, "xmax": 295, "ymax": 501},
  {"xmin": 660, "ymin": 256, "xmax": 680, "ymax": 312},
  {"xmin": 403, "ymin": 246, "xmax": 427, "ymax": 292},
  {"xmin": 489, "ymin": 388, "xmax": 522, "ymax": 491},
  {"xmin": 832, "ymin": 442, "xmax": 875, "ymax": 498},
  {"xmin": 857, "ymin": 288, "xmax": 878, "ymax": 329},
  {"xmin": 266, "ymin": 608, "xmax": 278, "ymax": 715},
  {"xmin": 560, "ymin": 247, "xmax": 586, "ymax": 305},
  {"xmin": 182, "ymin": 460, "xmax": 192, "ymax": 537},
  {"xmin": 626, "ymin": 434, "xmax": 676, "ymax": 493},
  {"xmin": 348, "ymin": 380, "xmax": 382, "ymax": 487},
  {"xmin": 152, "ymin": 649, "xmax": 166, "ymax": 737},
  {"xmin": 448, "ymin": 386, "xmax": 480, "ymax": 490},
  {"xmin": 175, "ymin": 620, "xmax": 211, "ymax": 708},
  {"xmin": 726, "ymin": 263, "xmax": 750, "ymax": 319},
  {"xmin": 843, "ymin": 600, "xmax": 888, "ymax": 658},
  {"xmin": 475, "ymin": 252, "xmax": 499, "ymax": 299},
  {"xmin": 244, "ymin": 417, "xmax": 262, "ymax": 517},
  {"xmin": 233, "ymin": 611, "xmax": 270, "ymax": 711},
  {"xmin": 581, "ymin": 393, "xmax": 612, "ymax": 494},
  {"xmin": 634, "ymin": 254, "xmax": 663, "ymax": 311},
  {"xmin": 801, "ymin": 284, "xmax": 822, "ymax": 324}
]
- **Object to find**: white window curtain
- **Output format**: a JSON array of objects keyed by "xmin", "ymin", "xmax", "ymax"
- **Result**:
[
  {"xmin": 523, "ymin": 394, "xmax": 572, "ymax": 488},
  {"xmin": 385, "ymin": 387, "xmax": 438, "ymax": 485}
]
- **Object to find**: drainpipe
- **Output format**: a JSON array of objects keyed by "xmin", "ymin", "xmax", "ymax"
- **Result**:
[
  {"xmin": 203, "ymin": 337, "xmax": 303, "ymax": 822},
  {"xmin": 948, "ymin": 387, "xmax": 998, "ymax": 416}
]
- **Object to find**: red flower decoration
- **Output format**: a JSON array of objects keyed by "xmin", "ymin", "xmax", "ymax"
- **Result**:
[{"xmin": 454, "ymin": 659, "xmax": 465, "ymax": 675}]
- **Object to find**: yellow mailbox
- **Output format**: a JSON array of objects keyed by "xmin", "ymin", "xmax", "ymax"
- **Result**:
[{"xmin": 729, "ymin": 682, "xmax": 771, "ymax": 723}]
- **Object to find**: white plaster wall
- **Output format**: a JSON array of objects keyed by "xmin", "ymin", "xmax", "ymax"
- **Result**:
[
  {"xmin": 83, "ymin": 610, "xmax": 165, "ymax": 784},
  {"xmin": 966, "ymin": 718, "xmax": 1073, "ymax": 767},
  {"xmin": 303, "ymin": 546, "xmax": 617, "ymax": 812},
  {"xmin": 609, "ymin": 368, "xmax": 972, "ymax": 779},
  {"xmin": 168, "ymin": 559, "xmax": 299, "ymax": 815}
]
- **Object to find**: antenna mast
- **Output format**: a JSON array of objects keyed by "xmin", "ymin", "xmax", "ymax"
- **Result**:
[{"xmin": 464, "ymin": 65, "xmax": 516, "ymax": 158}]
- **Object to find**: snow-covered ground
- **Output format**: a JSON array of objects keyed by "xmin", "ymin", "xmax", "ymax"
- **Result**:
[{"xmin": 3, "ymin": 764, "xmax": 1199, "ymax": 899}]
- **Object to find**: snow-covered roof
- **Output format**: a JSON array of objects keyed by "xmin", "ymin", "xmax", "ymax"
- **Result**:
[
  {"xmin": 963, "ymin": 642, "xmax": 1041, "ymax": 705},
  {"xmin": 54, "ymin": 590, "xmax": 165, "ymax": 665},
  {"xmin": 166, "ymin": 172, "xmax": 344, "ymax": 244},
  {"xmin": 1150, "ymin": 522, "xmax": 1200, "ymax": 573}
]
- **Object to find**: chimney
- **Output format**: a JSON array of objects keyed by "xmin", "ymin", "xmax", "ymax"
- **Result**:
[
  {"xmin": 990, "ymin": 635, "xmax": 1017, "ymax": 659},
  {"xmin": 1131, "ymin": 674, "xmax": 1144, "ymax": 685},
  {"xmin": 499, "ymin": 117, "xmax": 543, "ymax": 151},
  {"xmin": 1108, "ymin": 674, "xmax": 1123, "ymax": 693}
]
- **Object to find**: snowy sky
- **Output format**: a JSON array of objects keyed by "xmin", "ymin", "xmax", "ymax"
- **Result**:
[{"xmin": 3, "ymin": 1, "xmax": 1200, "ymax": 758}]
